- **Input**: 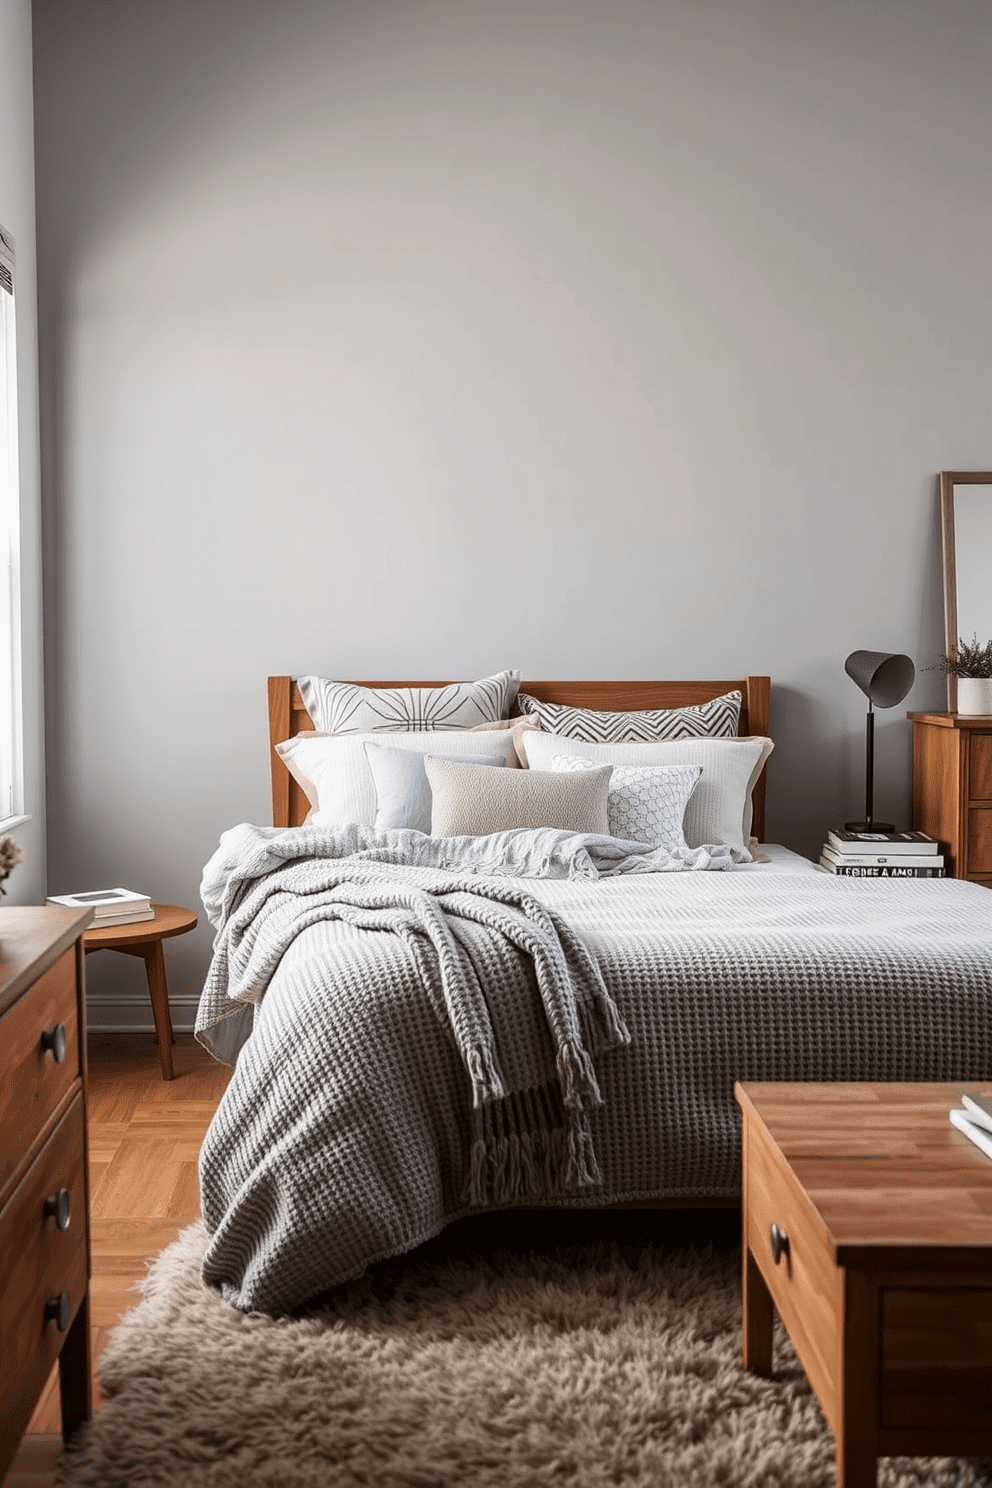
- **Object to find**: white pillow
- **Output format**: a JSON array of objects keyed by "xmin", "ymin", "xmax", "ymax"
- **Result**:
[
  {"xmin": 521, "ymin": 731, "xmax": 773, "ymax": 862},
  {"xmin": 425, "ymin": 758, "xmax": 612, "ymax": 837},
  {"xmin": 549, "ymin": 755, "xmax": 701, "ymax": 850},
  {"xmin": 276, "ymin": 730, "xmax": 515, "ymax": 826},
  {"xmin": 365, "ymin": 742, "xmax": 504, "ymax": 834},
  {"xmin": 298, "ymin": 670, "xmax": 520, "ymax": 734}
]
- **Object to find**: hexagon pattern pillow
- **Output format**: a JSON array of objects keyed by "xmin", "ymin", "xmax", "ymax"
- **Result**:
[{"xmin": 549, "ymin": 755, "xmax": 701, "ymax": 849}]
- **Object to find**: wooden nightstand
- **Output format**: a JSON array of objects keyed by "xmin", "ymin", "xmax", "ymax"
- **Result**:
[
  {"xmin": 0, "ymin": 905, "xmax": 94, "ymax": 1482},
  {"xmin": 737, "ymin": 1081, "xmax": 992, "ymax": 1488},
  {"xmin": 908, "ymin": 711, "xmax": 992, "ymax": 885},
  {"xmin": 83, "ymin": 904, "xmax": 198, "ymax": 1081}
]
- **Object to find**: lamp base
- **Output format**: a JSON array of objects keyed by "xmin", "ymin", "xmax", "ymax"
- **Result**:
[{"xmin": 844, "ymin": 820, "xmax": 895, "ymax": 834}]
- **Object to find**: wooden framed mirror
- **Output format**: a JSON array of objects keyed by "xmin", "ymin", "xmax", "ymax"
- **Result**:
[{"xmin": 939, "ymin": 470, "xmax": 992, "ymax": 711}]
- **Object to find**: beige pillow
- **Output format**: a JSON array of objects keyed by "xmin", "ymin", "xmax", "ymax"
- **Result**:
[
  {"xmin": 426, "ymin": 758, "xmax": 612, "ymax": 837},
  {"xmin": 470, "ymin": 714, "xmax": 541, "ymax": 768}
]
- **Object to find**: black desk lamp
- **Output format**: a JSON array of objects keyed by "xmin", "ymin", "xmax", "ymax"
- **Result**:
[{"xmin": 844, "ymin": 650, "xmax": 915, "ymax": 833}]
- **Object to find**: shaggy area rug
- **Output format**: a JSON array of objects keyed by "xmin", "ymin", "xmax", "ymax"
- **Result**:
[{"xmin": 58, "ymin": 1216, "xmax": 990, "ymax": 1488}]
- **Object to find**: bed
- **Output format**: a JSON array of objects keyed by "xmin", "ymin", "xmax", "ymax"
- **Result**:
[{"xmin": 194, "ymin": 674, "xmax": 992, "ymax": 1314}]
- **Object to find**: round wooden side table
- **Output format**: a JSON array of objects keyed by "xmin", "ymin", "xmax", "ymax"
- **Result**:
[{"xmin": 83, "ymin": 903, "xmax": 198, "ymax": 1080}]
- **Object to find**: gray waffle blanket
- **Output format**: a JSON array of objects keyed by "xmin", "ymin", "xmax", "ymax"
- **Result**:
[{"xmin": 197, "ymin": 826, "xmax": 992, "ymax": 1313}]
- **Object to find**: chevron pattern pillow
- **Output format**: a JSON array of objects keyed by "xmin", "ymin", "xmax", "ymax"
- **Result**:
[{"xmin": 514, "ymin": 689, "xmax": 740, "ymax": 743}]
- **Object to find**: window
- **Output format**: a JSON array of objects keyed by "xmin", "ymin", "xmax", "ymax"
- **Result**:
[{"xmin": 0, "ymin": 224, "xmax": 22, "ymax": 824}]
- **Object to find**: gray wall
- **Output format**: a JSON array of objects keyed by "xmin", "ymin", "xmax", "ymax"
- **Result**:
[
  {"xmin": 33, "ymin": 0, "xmax": 992, "ymax": 1030},
  {"xmin": 0, "ymin": 0, "xmax": 46, "ymax": 906}
]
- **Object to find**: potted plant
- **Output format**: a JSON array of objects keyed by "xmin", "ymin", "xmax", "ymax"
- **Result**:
[
  {"xmin": 942, "ymin": 634, "xmax": 992, "ymax": 715},
  {"xmin": 0, "ymin": 834, "xmax": 21, "ymax": 896}
]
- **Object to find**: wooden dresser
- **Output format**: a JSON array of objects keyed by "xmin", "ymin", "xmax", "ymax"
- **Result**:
[
  {"xmin": 0, "ymin": 905, "xmax": 93, "ymax": 1480},
  {"xmin": 908, "ymin": 711, "xmax": 992, "ymax": 885}
]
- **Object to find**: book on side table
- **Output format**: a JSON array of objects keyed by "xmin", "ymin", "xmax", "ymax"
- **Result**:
[
  {"xmin": 949, "ymin": 1092, "xmax": 992, "ymax": 1160},
  {"xmin": 819, "ymin": 828, "xmax": 945, "ymax": 878},
  {"xmin": 46, "ymin": 887, "xmax": 154, "ymax": 927}
]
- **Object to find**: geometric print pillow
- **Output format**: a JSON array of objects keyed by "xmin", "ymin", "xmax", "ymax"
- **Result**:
[
  {"xmin": 299, "ymin": 670, "xmax": 520, "ymax": 734},
  {"xmin": 516, "ymin": 689, "xmax": 740, "ymax": 743},
  {"xmin": 549, "ymin": 755, "xmax": 702, "ymax": 850}
]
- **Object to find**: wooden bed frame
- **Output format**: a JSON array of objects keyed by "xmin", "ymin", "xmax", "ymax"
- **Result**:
[
  {"xmin": 266, "ymin": 673, "xmax": 771, "ymax": 1214},
  {"xmin": 267, "ymin": 673, "xmax": 771, "ymax": 838}
]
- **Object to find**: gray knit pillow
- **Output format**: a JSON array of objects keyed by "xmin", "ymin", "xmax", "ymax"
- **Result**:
[{"xmin": 426, "ymin": 758, "xmax": 612, "ymax": 837}]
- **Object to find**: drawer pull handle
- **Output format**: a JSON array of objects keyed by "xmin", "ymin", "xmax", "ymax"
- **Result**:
[
  {"xmin": 44, "ymin": 1187, "xmax": 72, "ymax": 1230},
  {"xmin": 769, "ymin": 1223, "xmax": 790, "ymax": 1265},
  {"xmin": 44, "ymin": 1293, "xmax": 71, "ymax": 1332},
  {"xmin": 40, "ymin": 1022, "xmax": 67, "ymax": 1064}
]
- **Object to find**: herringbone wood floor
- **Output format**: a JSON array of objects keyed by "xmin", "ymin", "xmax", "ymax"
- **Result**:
[{"xmin": 3, "ymin": 1032, "xmax": 230, "ymax": 1488}]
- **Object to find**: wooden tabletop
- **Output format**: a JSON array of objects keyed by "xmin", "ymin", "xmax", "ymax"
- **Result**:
[
  {"xmin": 736, "ymin": 1082, "xmax": 992, "ymax": 1263},
  {"xmin": 82, "ymin": 903, "xmax": 198, "ymax": 949},
  {"xmin": 0, "ymin": 905, "xmax": 94, "ymax": 1017}
]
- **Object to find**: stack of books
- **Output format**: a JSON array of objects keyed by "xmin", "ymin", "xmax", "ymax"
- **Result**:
[
  {"xmin": 819, "ymin": 829, "xmax": 945, "ymax": 878},
  {"xmin": 46, "ymin": 887, "xmax": 154, "ymax": 926},
  {"xmin": 949, "ymin": 1092, "xmax": 992, "ymax": 1160}
]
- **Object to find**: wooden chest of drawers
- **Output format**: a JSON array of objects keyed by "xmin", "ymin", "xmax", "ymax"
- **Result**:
[
  {"xmin": 737, "ymin": 1082, "xmax": 992, "ymax": 1487},
  {"xmin": 0, "ymin": 906, "xmax": 93, "ymax": 1481},
  {"xmin": 909, "ymin": 711, "xmax": 992, "ymax": 885}
]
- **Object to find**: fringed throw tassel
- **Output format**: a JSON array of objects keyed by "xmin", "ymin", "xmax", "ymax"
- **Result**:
[
  {"xmin": 466, "ymin": 1042, "xmax": 506, "ymax": 1107},
  {"xmin": 577, "ymin": 993, "xmax": 631, "ymax": 1056},
  {"xmin": 462, "ymin": 1088, "xmax": 602, "ymax": 1207},
  {"xmin": 556, "ymin": 1038, "xmax": 602, "ymax": 1109}
]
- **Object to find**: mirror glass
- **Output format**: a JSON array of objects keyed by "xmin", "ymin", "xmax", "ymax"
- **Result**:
[
  {"xmin": 952, "ymin": 485, "xmax": 992, "ymax": 644},
  {"xmin": 940, "ymin": 472, "xmax": 992, "ymax": 710}
]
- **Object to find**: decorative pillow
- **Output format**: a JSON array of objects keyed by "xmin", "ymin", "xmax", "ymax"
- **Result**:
[
  {"xmin": 365, "ymin": 742, "xmax": 504, "ymax": 834},
  {"xmin": 276, "ymin": 730, "xmax": 515, "ymax": 826},
  {"xmin": 299, "ymin": 670, "xmax": 520, "ymax": 734},
  {"xmin": 521, "ymin": 731, "xmax": 772, "ymax": 862},
  {"xmin": 549, "ymin": 755, "xmax": 701, "ymax": 849},
  {"xmin": 470, "ymin": 714, "xmax": 541, "ymax": 767},
  {"xmin": 515, "ymin": 689, "xmax": 740, "ymax": 743},
  {"xmin": 425, "ymin": 757, "xmax": 612, "ymax": 838}
]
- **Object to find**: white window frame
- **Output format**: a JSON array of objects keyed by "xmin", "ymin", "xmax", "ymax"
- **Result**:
[{"xmin": 0, "ymin": 224, "xmax": 25, "ymax": 829}]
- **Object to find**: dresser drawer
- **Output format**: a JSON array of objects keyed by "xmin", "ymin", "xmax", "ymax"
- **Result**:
[
  {"xmin": 967, "ymin": 809, "xmax": 992, "ymax": 875},
  {"xmin": 745, "ymin": 1118, "xmax": 843, "ymax": 1431},
  {"xmin": 0, "ymin": 1094, "xmax": 88, "ymax": 1460},
  {"xmin": 0, "ymin": 948, "xmax": 80, "ymax": 1197}
]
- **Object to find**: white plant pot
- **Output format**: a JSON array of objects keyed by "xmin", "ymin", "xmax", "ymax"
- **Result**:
[{"xmin": 956, "ymin": 676, "xmax": 992, "ymax": 715}]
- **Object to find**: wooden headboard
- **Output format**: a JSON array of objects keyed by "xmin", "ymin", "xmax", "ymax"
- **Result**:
[{"xmin": 267, "ymin": 675, "xmax": 771, "ymax": 838}]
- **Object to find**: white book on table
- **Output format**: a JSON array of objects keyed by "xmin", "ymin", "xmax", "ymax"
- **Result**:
[
  {"xmin": 86, "ymin": 908, "xmax": 156, "ymax": 926},
  {"xmin": 47, "ymin": 887, "xmax": 151, "ymax": 917},
  {"xmin": 820, "ymin": 845, "xmax": 944, "ymax": 870},
  {"xmin": 949, "ymin": 1106, "xmax": 992, "ymax": 1160}
]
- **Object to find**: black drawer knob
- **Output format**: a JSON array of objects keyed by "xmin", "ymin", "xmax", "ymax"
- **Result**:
[
  {"xmin": 44, "ymin": 1187, "xmax": 72, "ymax": 1230},
  {"xmin": 44, "ymin": 1292, "xmax": 71, "ymax": 1332},
  {"xmin": 40, "ymin": 1022, "xmax": 67, "ymax": 1064},
  {"xmin": 769, "ymin": 1222, "xmax": 790, "ymax": 1266}
]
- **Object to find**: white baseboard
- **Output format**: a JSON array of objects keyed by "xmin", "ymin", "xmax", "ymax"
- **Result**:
[{"xmin": 86, "ymin": 994, "xmax": 199, "ymax": 1035}]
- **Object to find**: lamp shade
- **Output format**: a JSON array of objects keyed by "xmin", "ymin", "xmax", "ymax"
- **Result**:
[{"xmin": 844, "ymin": 650, "xmax": 915, "ymax": 709}]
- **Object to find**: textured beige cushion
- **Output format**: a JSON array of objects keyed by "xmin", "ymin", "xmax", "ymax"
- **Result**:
[
  {"xmin": 470, "ymin": 714, "xmax": 541, "ymax": 768},
  {"xmin": 426, "ymin": 758, "xmax": 612, "ymax": 837}
]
